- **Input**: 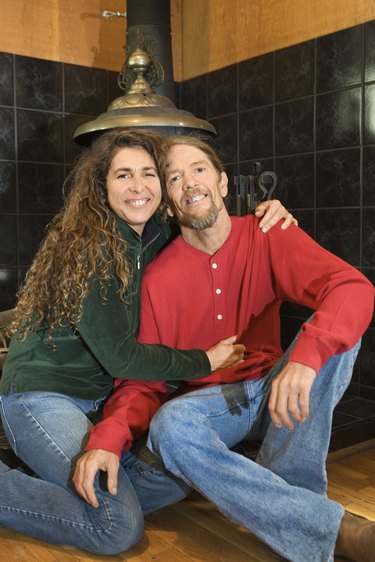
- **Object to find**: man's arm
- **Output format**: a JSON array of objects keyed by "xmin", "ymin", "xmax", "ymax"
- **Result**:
[
  {"xmin": 268, "ymin": 362, "xmax": 317, "ymax": 429},
  {"xmin": 266, "ymin": 224, "xmax": 374, "ymax": 429},
  {"xmin": 73, "ymin": 336, "xmax": 245, "ymax": 506},
  {"xmin": 74, "ymin": 378, "xmax": 169, "ymax": 507}
]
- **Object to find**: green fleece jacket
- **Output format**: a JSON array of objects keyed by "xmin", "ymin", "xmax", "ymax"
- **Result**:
[{"xmin": 0, "ymin": 216, "xmax": 210, "ymax": 400}]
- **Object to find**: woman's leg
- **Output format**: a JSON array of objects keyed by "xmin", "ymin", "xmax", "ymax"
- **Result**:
[{"xmin": 0, "ymin": 386, "xmax": 143, "ymax": 555}]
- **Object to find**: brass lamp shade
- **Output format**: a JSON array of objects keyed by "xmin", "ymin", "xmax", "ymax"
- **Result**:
[
  {"xmin": 73, "ymin": 107, "xmax": 217, "ymax": 145},
  {"xmin": 73, "ymin": 0, "xmax": 216, "ymax": 145}
]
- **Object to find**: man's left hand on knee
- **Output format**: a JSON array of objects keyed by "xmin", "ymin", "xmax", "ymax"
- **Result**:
[{"xmin": 268, "ymin": 361, "xmax": 317, "ymax": 429}]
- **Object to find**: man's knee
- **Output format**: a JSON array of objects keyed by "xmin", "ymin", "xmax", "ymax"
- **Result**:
[{"xmin": 149, "ymin": 399, "xmax": 195, "ymax": 454}]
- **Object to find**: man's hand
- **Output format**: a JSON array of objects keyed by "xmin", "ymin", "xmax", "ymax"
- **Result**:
[
  {"xmin": 255, "ymin": 199, "xmax": 298, "ymax": 232},
  {"xmin": 206, "ymin": 335, "xmax": 246, "ymax": 371},
  {"xmin": 268, "ymin": 361, "xmax": 317, "ymax": 429},
  {"xmin": 73, "ymin": 449, "xmax": 120, "ymax": 508}
]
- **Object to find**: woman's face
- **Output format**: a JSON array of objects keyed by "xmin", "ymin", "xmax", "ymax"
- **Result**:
[{"xmin": 106, "ymin": 147, "xmax": 162, "ymax": 235}]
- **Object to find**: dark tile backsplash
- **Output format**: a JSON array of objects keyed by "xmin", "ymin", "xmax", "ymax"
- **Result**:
[
  {"xmin": 316, "ymin": 88, "xmax": 361, "ymax": 149},
  {"xmin": 239, "ymin": 53, "xmax": 273, "ymax": 110},
  {"xmin": 275, "ymin": 41, "xmax": 315, "ymax": 101},
  {"xmin": 64, "ymin": 64, "xmax": 108, "ymax": 115},
  {"xmin": 0, "ymin": 18, "xmax": 375, "ymax": 448},
  {"xmin": 275, "ymin": 97, "xmax": 314, "ymax": 155},
  {"xmin": 207, "ymin": 64, "xmax": 237, "ymax": 118},
  {"xmin": 0, "ymin": 52, "xmax": 117, "ymax": 312},
  {"xmin": 181, "ymin": 20, "xmax": 375, "ymax": 446},
  {"xmin": 0, "ymin": 52, "xmax": 14, "ymax": 106},
  {"xmin": 316, "ymin": 148, "xmax": 360, "ymax": 208},
  {"xmin": 316, "ymin": 26, "xmax": 362, "ymax": 92},
  {"xmin": 15, "ymin": 56, "xmax": 63, "ymax": 111},
  {"xmin": 239, "ymin": 106, "xmax": 273, "ymax": 160}
]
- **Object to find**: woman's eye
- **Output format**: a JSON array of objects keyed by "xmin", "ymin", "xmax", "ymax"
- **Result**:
[
  {"xmin": 196, "ymin": 167, "xmax": 205, "ymax": 173},
  {"xmin": 118, "ymin": 173, "xmax": 130, "ymax": 179}
]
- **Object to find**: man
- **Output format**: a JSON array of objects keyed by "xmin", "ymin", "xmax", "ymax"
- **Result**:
[{"xmin": 75, "ymin": 136, "xmax": 374, "ymax": 561}]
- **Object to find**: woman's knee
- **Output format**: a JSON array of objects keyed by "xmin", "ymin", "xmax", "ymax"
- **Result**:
[{"xmin": 84, "ymin": 516, "xmax": 143, "ymax": 556}]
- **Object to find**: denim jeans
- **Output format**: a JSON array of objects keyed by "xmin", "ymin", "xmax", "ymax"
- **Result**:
[
  {"xmin": 0, "ymin": 384, "xmax": 189, "ymax": 555},
  {"xmin": 148, "ymin": 340, "xmax": 361, "ymax": 562}
]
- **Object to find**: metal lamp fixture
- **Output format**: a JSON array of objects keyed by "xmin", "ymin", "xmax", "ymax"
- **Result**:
[{"xmin": 73, "ymin": 0, "xmax": 216, "ymax": 144}]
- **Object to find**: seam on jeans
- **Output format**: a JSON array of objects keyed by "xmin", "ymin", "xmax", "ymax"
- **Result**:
[
  {"xmin": 0, "ymin": 399, "xmax": 17, "ymax": 450},
  {"xmin": 0, "ymin": 398, "xmax": 125, "ymax": 539},
  {"xmin": 13, "ymin": 394, "xmax": 76, "ymax": 467},
  {"xmin": 13, "ymin": 400, "xmax": 124, "ymax": 537},
  {"xmin": 0, "ymin": 505, "xmax": 101, "ymax": 530}
]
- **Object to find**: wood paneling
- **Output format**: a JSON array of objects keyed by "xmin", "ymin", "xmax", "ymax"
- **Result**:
[
  {"xmin": 0, "ymin": 0, "xmax": 183, "ymax": 78},
  {"xmin": 1, "ymin": 1, "xmax": 375, "ymax": 89},
  {"xmin": 181, "ymin": 0, "xmax": 375, "ymax": 79},
  {"xmin": 0, "ymin": 0, "xmax": 126, "ymax": 71}
]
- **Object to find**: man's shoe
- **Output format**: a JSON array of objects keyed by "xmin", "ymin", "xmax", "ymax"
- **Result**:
[{"xmin": 335, "ymin": 511, "xmax": 375, "ymax": 562}]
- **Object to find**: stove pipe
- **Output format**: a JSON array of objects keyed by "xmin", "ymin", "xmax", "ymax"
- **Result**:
[{"xmin": 73, "ymin": 0, "xmax": 216, "ymax": 144}]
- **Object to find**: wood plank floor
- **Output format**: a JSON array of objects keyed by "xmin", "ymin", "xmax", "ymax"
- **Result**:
[{"xmin": 0, "ymin": 443, "xmax": 374, "ymax": 562}]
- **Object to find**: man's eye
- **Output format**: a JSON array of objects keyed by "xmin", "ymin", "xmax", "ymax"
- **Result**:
[
  {"xmin": 118, "ymin": 173, "xmax": 130, "ymax": 179},
  {"xmin": 169, "ymin": 175, "xmax": 181, "ymax": 184},
  {"xmin": 145, "ymin": 172, "xmax": 157, "ymax": 177},
  {"xmin": 196, "ymin": 167, "xmax": 205, "ymax": 173}
]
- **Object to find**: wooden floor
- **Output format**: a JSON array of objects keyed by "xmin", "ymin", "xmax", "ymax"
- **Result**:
[{"xmin": 1, "ymin": 442, "xmax": 375, "ymax": 562}]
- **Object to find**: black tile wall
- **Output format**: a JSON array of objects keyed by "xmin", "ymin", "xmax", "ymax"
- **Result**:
[
  {"xmin": 0, "ymin": 53, "xmax": 13, "ymax": 106},
  {"xmin": 239, "ymin": 53, "xmax": 273, "ymax": 110},
  {"xmin": 15, "ymin": 56, "xmax": 63, "ymax": 111},
  {"xmin": 316, "ymin": 26, "xmax": 362, "ymax": 92},
  {"xmin": 275, "ymin": 41, "xmax": 315, "ymax": 100},
  {"xmin": 1, "ymin": 18, "xmax": 375, "ymax": 447},
  {"xmin": 181, "ymin": 20, "xmax": 375, "ymax": 447},
  {"xmin": 316, "ymin": 88, "xmax": 361, "ymax": 149},
  {"xmin": 0, "ymin": 52, "xmax": 119, "ymax": 310},
  {"xmin": 207, "ymin": 64, "xmax": 237, "ymax": 118},
  {"xmin": 275, "ymin": 97, "xmax": 314, "ymax": 155}
]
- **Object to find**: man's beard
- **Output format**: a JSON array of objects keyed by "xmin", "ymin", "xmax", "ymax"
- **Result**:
[{"xmin": 180, "ymin": 202, "xmax": 219, "ymax": 230}]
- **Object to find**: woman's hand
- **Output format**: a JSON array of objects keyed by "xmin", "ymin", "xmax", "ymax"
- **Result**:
[
  {"xmin": 255, "ymin": 199, "xmax": 298, "ymax": 233},
  {"xmin": 73, "ymin": 449, "xmax": 120, "ymax": 508},
  {"xmin": 206, "ymin": 335, "xmax": 245, "ymax": 371}
]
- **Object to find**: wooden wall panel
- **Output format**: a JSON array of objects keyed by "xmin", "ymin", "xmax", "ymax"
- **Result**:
[
  {"xmin": 0, "ymin": 0, "xmax": 183, "ymax": 79},
  {"xmin": 0, "ymin": 0, "xmax": 126, "ymax": 71},
  {"xmin": 181, "ymin": 0, "xmax": 375, "ymax": 80},
  {"xmin": 1, "ymin": 0, "xmax": 375, "ymax": 81}
]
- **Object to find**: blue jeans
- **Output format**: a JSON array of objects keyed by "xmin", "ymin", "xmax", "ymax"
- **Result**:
[
  {"xmin": 147, "ymin": 340, "xmax": 361, "ymax": 562},
  {"xmin": 0, "ymin": 385, "xmax": 188, "ymax": 555}
]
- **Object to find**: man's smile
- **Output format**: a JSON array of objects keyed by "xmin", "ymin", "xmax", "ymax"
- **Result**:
[{"xmin": 185, "ymin": 193, "xmax": 207, "ymax": 205}]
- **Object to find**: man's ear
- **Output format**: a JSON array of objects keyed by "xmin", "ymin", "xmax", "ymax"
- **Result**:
[{"xmin": 219, "ymin": 172, "xmax": 229, "ymax": 197}]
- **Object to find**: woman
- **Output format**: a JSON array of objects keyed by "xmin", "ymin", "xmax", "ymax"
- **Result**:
[{"xmin": 0, "ymin": 128, "xmax": 293, "ymax": 555}]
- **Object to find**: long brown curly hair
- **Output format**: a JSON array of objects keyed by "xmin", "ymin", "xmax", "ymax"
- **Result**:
[{"xmin": 9, "ymin": 128, "xmax": 167, "ymax": 339}]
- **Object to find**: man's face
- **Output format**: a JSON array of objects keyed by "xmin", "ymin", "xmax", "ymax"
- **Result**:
[
  {"xmin": 165, "ymin": 144, "xmax": 228, "ymax": 230},
  {"xmin": 106, "ymin": 147, "xmax": 162, "ymax": 235}
]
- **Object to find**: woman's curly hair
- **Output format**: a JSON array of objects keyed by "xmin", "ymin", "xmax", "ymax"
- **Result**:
[{"xmin": 9, "ymin": 128, "xmax": 167, "ymax": 339}]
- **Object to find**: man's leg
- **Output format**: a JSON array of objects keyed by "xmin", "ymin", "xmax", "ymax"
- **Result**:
[
  {"xmin": 256, "ymin": 340, "xmax": 361, "ymax": 494},
  {"xmin": 122, "ymin": 436, "xmax": 192, "ymax": 515},
  {"xmin": 147, "ymin": 382, "xmax": 344, "ymax": 562},
  {"xmin": 0, "ymin": 386, "xmax": 143, "ymax": 555}
]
